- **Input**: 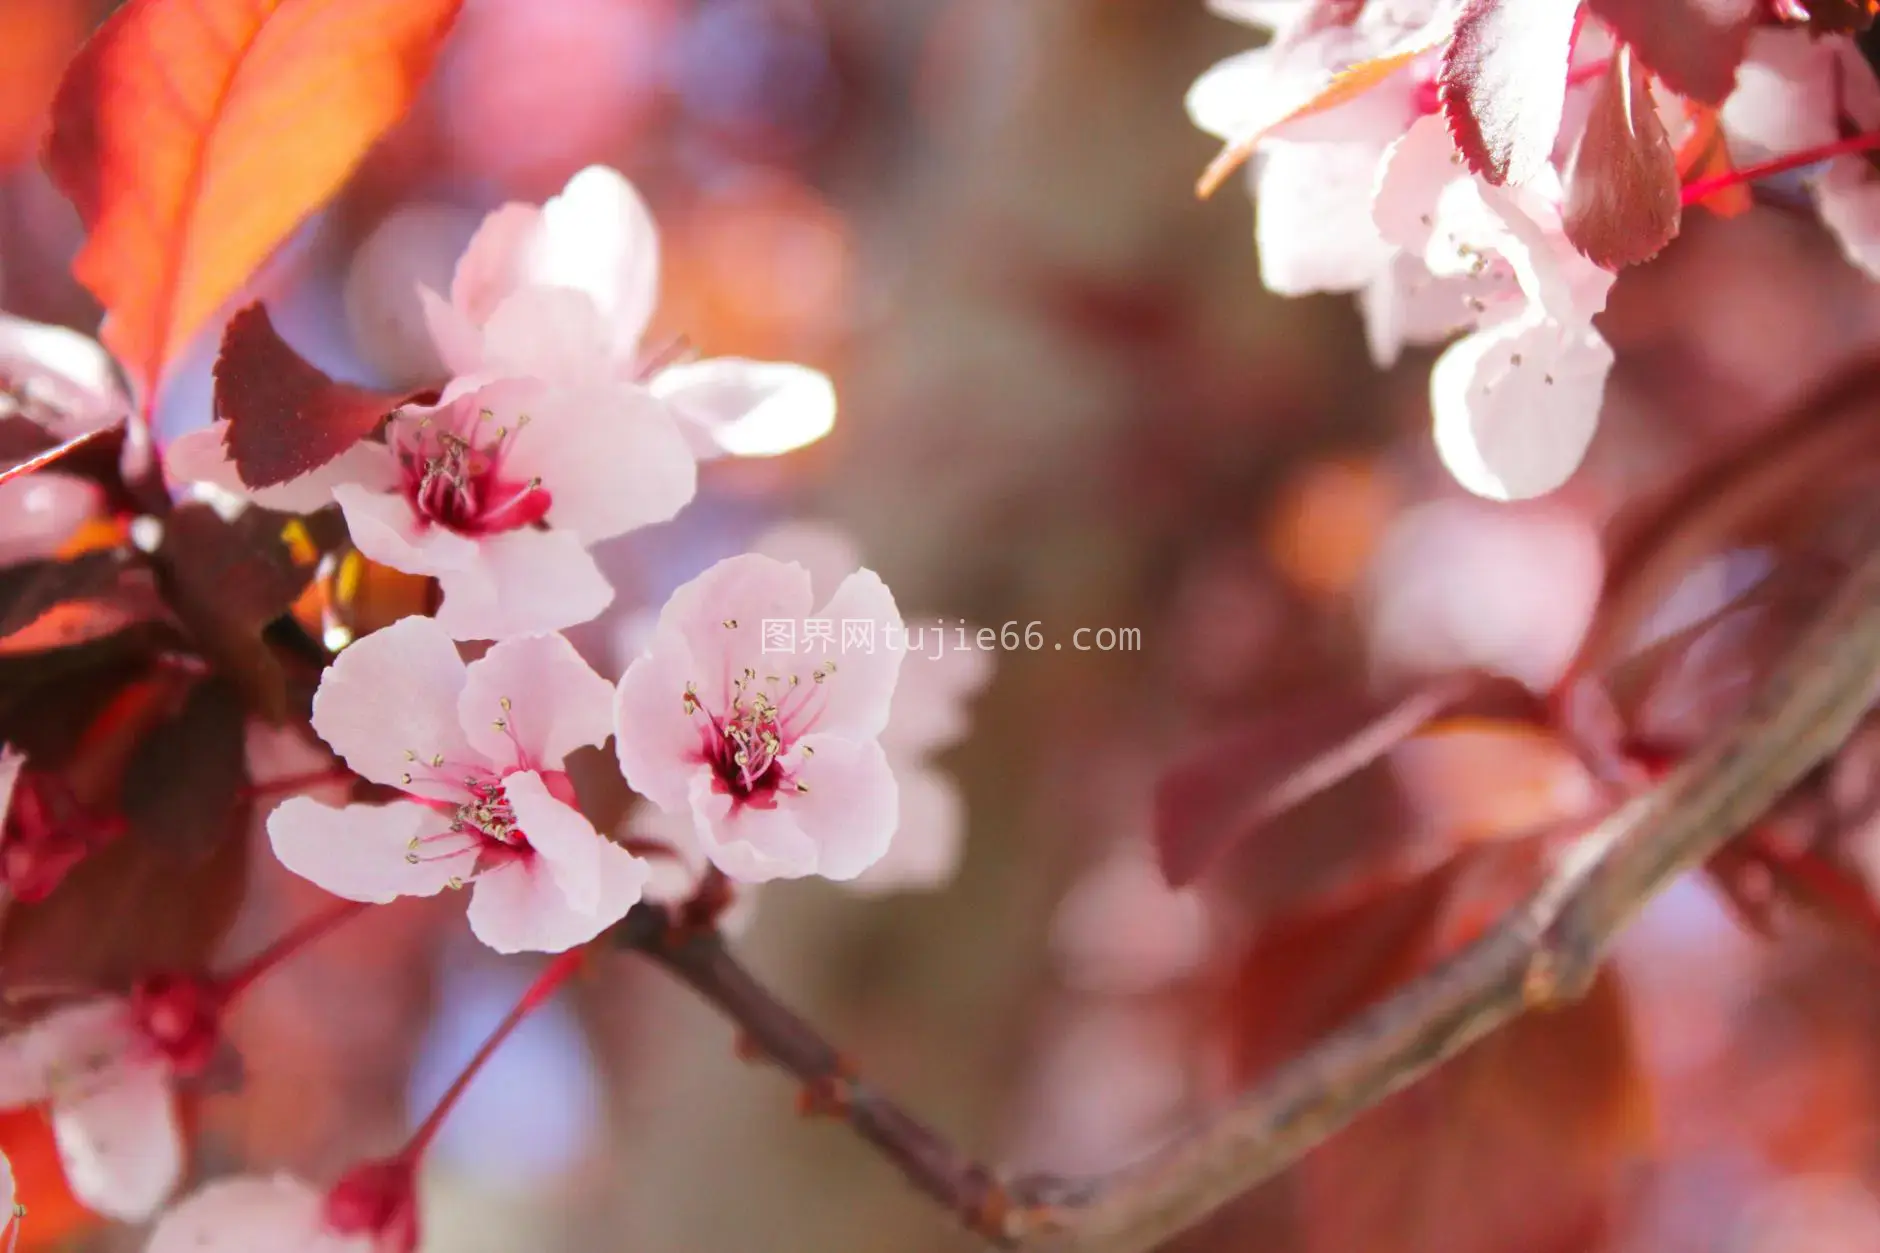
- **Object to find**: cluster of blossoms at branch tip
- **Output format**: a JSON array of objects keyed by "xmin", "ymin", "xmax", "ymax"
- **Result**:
[
  {"xmin": 0, "ymin": 152, "xmax": 990, "ymax": 1248},
  {"xmin": 1190, "ymin": 0, "xmax": 1880, "ymax": 501}
]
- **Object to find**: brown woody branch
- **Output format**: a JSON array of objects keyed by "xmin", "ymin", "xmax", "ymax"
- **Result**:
[{"xmin": 614, "ymin": 539, "xmax": 1880, "ymax": 1253}]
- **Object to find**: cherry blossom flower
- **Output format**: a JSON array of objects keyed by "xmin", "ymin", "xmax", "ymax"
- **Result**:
[
  {"xmin": 0, "ymin": 976, "xmax": 230, "ymax": 1221},
  {"xmin": 268, "ymin": 616, "xmax": 648, "ymax": 954},
  {"xmin": 613, "ymin": 551, "xmax": 905, "ymax": 884},
  {"xmin": 419, "ymin": 165, "xmax": 837, "ymax": 460},
  {"xmin": 145, "ymin": 1168, "xmax": 412, "ymax": 1253},
  {"xmin": 0, "ymin": 313, "xmax": 129, "ymax": 439},
  {"xmin": 750, "ymin": 521, "xmax": 993, "ymax": 894},
  {"xmin": 625, "ymin": 803, "xmax": 762, "ymax": 934}
]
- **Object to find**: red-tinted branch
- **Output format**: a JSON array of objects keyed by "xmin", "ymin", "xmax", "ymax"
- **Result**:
[{"xmin": 615, "ymin": 909, "xmax": 1017, "ymax": 1243}]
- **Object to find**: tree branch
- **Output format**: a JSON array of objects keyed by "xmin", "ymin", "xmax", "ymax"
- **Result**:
[
  {"xmin": 610, "ymin": 540, "xmax": 1880, "ymax": 1253},
  {"xmin": 613, "ymin": 906, "xmax": 1018, "ymax": 1243},
  {"xmin": 1023, "ymin": 539, "xmax": 1880, "ymax": 1253}
]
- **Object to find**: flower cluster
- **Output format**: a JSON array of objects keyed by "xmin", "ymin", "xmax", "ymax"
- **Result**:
[
  {"xmin": 0, "ymin": 165, "xmax": 989, "ymax": 1251},
  {"xmin": 1189, "ymin": 0, "xmax": 1880, "ymax": 499}
]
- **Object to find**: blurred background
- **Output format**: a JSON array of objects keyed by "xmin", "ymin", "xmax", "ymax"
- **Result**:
[{"xmin": 10, "ymin": 0, "xmax": 1880, "ymax": 1250}]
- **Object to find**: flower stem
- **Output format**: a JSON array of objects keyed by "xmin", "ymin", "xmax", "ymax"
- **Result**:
[
  {"xmin": 1681, "ymin": 129, "xmax": 1880, "ymax": 206},
  {"xmin": 216, "ymin": 899, "xmax": 372, "ymax": 1003},
  {"xmin": 238, "ymin": 767, "xmax": 357, "ymax": 804},
  {"xmin": 400, "ymin": 947, "xmax": 587, "ymax": 1161}
]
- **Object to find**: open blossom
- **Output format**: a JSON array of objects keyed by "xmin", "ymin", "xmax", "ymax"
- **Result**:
[
  {"xmin": 614, "ymin": 552, "xmax": 905, "ymax": 884},
  {"xmin": 752, "ymin": 522, "xmax": 993, "ymax": 894},
  {"xmin": 0, "ymin": 976, "xmax": 228, "ymax": 1221},
  {"xmin": 146, "ymin": 1167, "xmax": 414, "ymax": 1253},
  {"xmin": 420, "ymin": 164, "xmax": 837, "ymax": 461},
  {"xmin": 269, "ymin": 617, "xmax": 648, "ymax": 954}
]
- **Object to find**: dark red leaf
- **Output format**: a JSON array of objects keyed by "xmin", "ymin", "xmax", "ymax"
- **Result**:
[
  {"xmin": 0, "ymin": 551, "xmax": 171, "ymax": 659},
  {"xmin": 156, "ymin": 501, "xmax": 325, "ymax": 718},
  {"xmin": 1585, "ymin": 0, "xmax": 1758, "ymax": 104},
  {"xmin": 1439, "ymin": 0, "xmax": 1581, "ymax": 186},
  {"xmin": 215, "ymin": 303, "xmax": 415, "ymax": 489},
  {"xmin": 120, "ymin": 677, "xmax": 250, "ymax": 859},
  {"xmin": 1564, "ymin": 46, "xmax": 1682, "ymax": 269},
  {"xmin": 1154, "ymin": 672, "xmax": 1525, "ymax": 887}
]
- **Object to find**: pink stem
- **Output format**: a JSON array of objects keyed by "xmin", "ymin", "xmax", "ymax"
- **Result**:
[
  {"xmin": 217, "ymin": 899, "xmax": 372, "ymax": 1003},
  {"xmin": 400, "ymin": 947, "xmax": 587, "ymax": 1160},
  {"xmin": 1683, "ymin": 129, "xmax": 1880, "ymax": 206}
]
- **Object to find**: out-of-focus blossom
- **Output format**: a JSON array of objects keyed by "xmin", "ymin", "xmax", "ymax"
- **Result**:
[
  {"xmin": 752, "ymin": 521, "xmax": 992, "ymax": 893},
  {"xmin": 1364, "ymin": 497, "xmax": 1604, "ymax": 691},
  {"xmin": 0, "ymin": 472, "xmax": 99, "ymax": 567},
  {"xmin": 0, "ymin": 984, "xmax": 228, "ymax": 1221},
  {"xmin": 0, "ymin": 313, "xmax": 128, "ymax": 437},
  {"xmin": 269, "ymin": 618, "xmax": 648, "ymax": 954},
  {"xmin": 621, "ymin": 803, "xmax": 762, "ymax": 935},
  {"xmin": 420, "ymin": 165, "xmax": 835, "ymax": 461},
  {"xmin": 614, "ymin": 552, "xmax": 904, "ymax": 884},
  {"xmin": 1051, "ymin": 841, "xmax": 1212, "ymax": 994},
  {"xmin": 341, "ymin": 201, "xmax": 480, "ymax": 387},
  {"xmin": 144, "ymin": 1169, "xmax": 411, "ymax": 1253}
]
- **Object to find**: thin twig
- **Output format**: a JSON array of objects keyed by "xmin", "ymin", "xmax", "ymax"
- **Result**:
[
  {"xmin": 1022, "ymin": 538, "xmax": 1880, "ymax": 1253},
  {"xmin": 614, "ymin": 906, "xmax": 1017, "ymax": 1243}
]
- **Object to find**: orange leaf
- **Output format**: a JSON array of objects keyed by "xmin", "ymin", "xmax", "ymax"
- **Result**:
[
  {"xmin": 1197, "ymin": 41, "xmax": 1434, "ymax": 199},
  {"xmin": 0, "ymin": 0, "xmax": 86, "ymax": 169},
  {"xmin": 1676, "ymin": 104, "xmax": 1753, "ymax": 219},
  {"xmin": 0, "ymin": 1109, "xmax": 92, "ymax": 1251},
  {"xmin": 44, "ymin": 0, "xmax": 465, "ymax": 400}
]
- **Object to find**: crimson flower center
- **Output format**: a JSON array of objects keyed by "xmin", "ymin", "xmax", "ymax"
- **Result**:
[{"xmin": 393, "ymin": 410, "xmax": 549, "ymax": 537}]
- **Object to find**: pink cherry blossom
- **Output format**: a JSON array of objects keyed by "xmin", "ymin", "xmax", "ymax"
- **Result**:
[
  {"xmin": 750, "ymin": 522, "xmax": 993, "ymax": 894},
  {"xmin": 0, "ymin": 988, "xmax": 218, "ymax": 1221},
  {"xmin": 421, "ymin": 164, "xmax": 837, "ymax": 459},
  {"xmin": 144, "ymin": 1172, "xmax": 399, "ymax": 1253},
  {"xmin": 166, "ymin": 363, "xmax": 694, "ymax": 639},
  {"xmin": 269, "ymin": 616, "xmax": 648, "ymax": 954},
  {"xmin": 625, "ymin": 803, "xmax": 762, "ymax": 935},
  {"xmin": 613, "ymin": 552, "xmax": 905, "ymax": 884},
  {"xmin": 0, "ymin": 313, "xmax": 129, "ymax": 439}
]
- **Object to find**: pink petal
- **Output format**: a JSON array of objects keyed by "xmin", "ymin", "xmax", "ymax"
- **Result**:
[
  {"xmin": 450, "ymin": 202, "xmax": 545, "ymax": 327},
  {"xmin": 1253, "ymin": 141, "xmax": 1396, "ymax": 295},
  {"xmin": 845, "ymin": 762, "xmax": 964, "ymax": 895},
  {"xmin": 0, "ymin": 473, "xmax": 100, "ymax": 566},
  {"xmin": 1373, "ymin": 113, "xmax": 1464, "ymax": 251},
  {"xmin": 52, "ymin": 1060, "xmax": 181, "ymax": 1221},
  {"xmin": 418, "ymin": 285, "xmax": 486, "ymax": 378},
  {"xmin": 0, "ymin": 746, "xmax": 24, "ymax": 828},
  {"xmin": 268, "ymin": 798, "xmax": 471, "ymax": 902},
  {"xmin": 309, "ymin": 615, "xmax": 480, "ymax": 794},
  {"xmin": 750, "ymin": 521, "xmax": 861, "ymax": 600},
  {"xmin": 0, "ymin": 999, "xmax": 137, "ymax": 1109},
  {"xmin": 1185, "ymin": 47, "xmax": 1276, "ymax": 142},
  {"xmin": 770, "ymin": 733, "xmax": 899, "ymax": 881},
  {"xmin": 649, "ymin": 359, "xmax": 837, "ymax": 459},
  {"xmin": 880, "ymin": 618, "xmax": 994, "ymax": 758},
  {"xmin": 1720, "ymin": 29, "xmax": 1839, "ymax": 158},
  {"xmin": 645, "ymin": 553, "xmax": 816, "ymax": 715},
  {"xmin": 331, "ymin": 483, "xmax": 480, "ymax": 578},
  {"xmin": 1817, "ymin": 160, "xmax": 1880, "ymax": 281},
  {"xmin": 166, "ymin": 425, "xmax": 399, "ymax": 516},
  {"xmin": 460, "ymin": 634, "xmax": 614, "ymax": 771},
  {"xmin": 530, "ymin": 165, "xmax": 661, "ymax": 359},
  {"xmin": 432, "ymin": 527, "xmax": 616, "ymax": 640},
  {"xmin": 629, "ymin": 804, "xmax": 763, "ymax": 934},
  {"xmin": 613, "ymin": 641, "xmax": 710, "ymax": 813},
  {"xmin": 0, "ymin": 314, "xmax": 126, "ymax": 437},
  {"xmin": 146, "ymin": 1174, "xmax": 368, "ymax": 1253},
  {"xmin": 465, "ymin": 800, "xmax": 646, "ymax": 955},
  {"xmin": 797, "ymin": 569, "xmax": 904, "ymax": 742},
  {"xmin": 687, "ymin": 772, "xmax": 820, "ymax": 883},
  {"xmin": 1357, "ymin": 254, "xmax": 1485, "ymax": 368},
  {"xmin": 1430, "ymin": 312, "xmax": 1614, "ymax": 501},
  {"xmin": 499, "ymin": 770, "xmax": 603, "ymax": 913},
  {"xmin": 501, "ymin": 380, "xmax": 696, "ymax": 542},
  {"xmin": 478, "ymin": 286, "xmax": 617, "ymax": 387}
]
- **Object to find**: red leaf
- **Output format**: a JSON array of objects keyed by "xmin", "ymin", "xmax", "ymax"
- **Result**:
[
  {"xmin": 1564, "ymin": 45, "xmax": 1682, "ymax": 269},
  {"xmin": 1585, "ymin": 0, "xmax": 1757, "ymax": 104},
  {"xmin": 44, "ymin": 0, "xmax": 464, "ymax": 400},
  {"xmin": 215, "ymin": 304, "xmax": 413, "ymax": 488},
  {"xmin": 1154, "ymin": 672, "xmax": 1520, "ymax": 887},
  {"xmin": 1439, "ymin": 0, "xmax": 1582, "ymax": 186}
]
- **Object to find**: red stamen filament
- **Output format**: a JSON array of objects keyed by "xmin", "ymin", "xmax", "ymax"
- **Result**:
[
  {"xmin": 216, "ymin": 899, "xmax": 372, "ymax": 1003},
  {"xmin": 399, "ymin": 947, "xmax": 586, "ymax": 1161},
  {"xmin": 1682, "ymin": 129, "xmax": 1880, "ymax": 205}
]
